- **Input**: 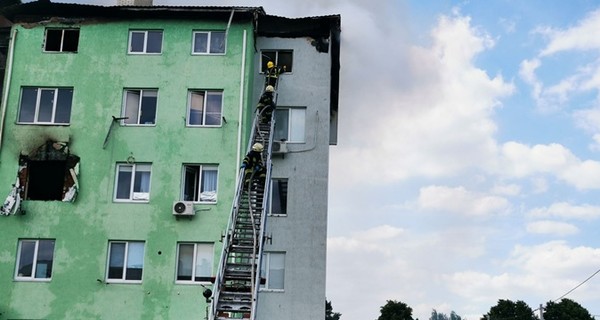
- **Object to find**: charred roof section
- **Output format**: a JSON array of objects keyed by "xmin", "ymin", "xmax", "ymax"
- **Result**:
[{"xmin": 0, "ymin": 1, "xmax": 265, "ymax": 23}]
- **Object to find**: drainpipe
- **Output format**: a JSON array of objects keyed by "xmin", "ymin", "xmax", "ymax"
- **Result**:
[
  {"xmin": 225, "ymin": 9, "xmax": 235, "ymax": 39},
  {"xmin": 236, "ymin": 30, "xmax": 247, "ymax": 179},
  {"xmin": 0, "ymin": 27, "xmax": 18, "ymax": 156}
]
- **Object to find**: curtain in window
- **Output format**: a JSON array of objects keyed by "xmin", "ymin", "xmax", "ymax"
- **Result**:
[
  {"xmin": 195, "ymin": 244, "xmax": 213, "ymax": 280},
  {"xmin": 200, "ymin": 168, "xmax": 217, "ymax": 202},
  {"xmin": 126, "ymin": 242, "xmax": 144, "ymax": 280},
  {"xmin": 108, "ymin": 242, "xmax": 125, "ymax": 279},
  {"xmin": 189, "ymin": 91, "xmax": 205, "ymax": 125},
  {"xmin": 194, "ymin": 32, "xmax": 208, "ymax": 53},
  {"xmin": 124, "ymin": 90, "xmax": 140, "ymax": 124},
  {"xmin": 133, "ymin": 164, "xmax": 151, "ymax": 200},
  {"xmin": 177, "ymin": 244, "xmax": 194, "ymax": 281},
  {"xmin": 116, "ymin": 165, "xmax": 133, "ymax": 199}
]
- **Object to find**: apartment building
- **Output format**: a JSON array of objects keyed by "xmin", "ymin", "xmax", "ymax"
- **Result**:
[{"xmin": 0, "ymin": 2, "xmax": 340, "ymax": 319}]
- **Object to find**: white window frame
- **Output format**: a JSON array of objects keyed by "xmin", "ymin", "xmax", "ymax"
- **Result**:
[
  {"xmin": 181, "ymin": 164, "xmax": 219, "ymax": 203},
  {"xmin": 274, "ymin": 107, "xmax": 306, "ymax": 143},
  {"xmin": 14, "ymin": 239, "xmax": 55, "ymax": 281},
  {"xmin": 121, "ymin": 89, "xmax": 158, "ymax": 126},
  {"xmin": 43, "ymin": 28, "xmax": 79, "ymax": 53},
  {"xmin": 17, "ymin": 87, "xmax": 73, "ymax": 125},
  {"xmin": 106, "ymin": 241, "xmax": 145, "ymax": 283},
  {"xmin": 186, "ymin": 90, "xmax": 223, "ymax": 127},
  {"xmin": 175, "ymin": 242, "xmax": 214, "ymax": 284},
  {"xmin": 260, "ymin": 252, "xmax": 285, "ymax": 291},
  {"xmin": 128, "ymin": 30, "xmax": 163, "ymax": 54},
  {"xmin": 269, "ymin": 178, "xmax": 288, "ymax": 216},
  {"xmin": 192, "ymin": 31, "xmax": 226, "ymax": 55},
  {"xmin": 114, "ymin": 163, "xmax": 152, "ymax": 202}
]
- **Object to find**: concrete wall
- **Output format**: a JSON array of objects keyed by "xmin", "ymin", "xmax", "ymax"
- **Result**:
[
  {"xmin": 253, "ymin": 36, "xmax": 332, "ymax": 320},
  {"xmin": 0, "ymin": 18, "xmax": 255, "ymax": 320}
]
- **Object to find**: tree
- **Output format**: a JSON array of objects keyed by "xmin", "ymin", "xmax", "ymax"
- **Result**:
[
  {"xmin": 543, "ymin": 298, "xmax": 594, "ymax": 320},
  {"xmin": 378, "ymin": 300, "xmax": 414, "ymax": 320},
  {"xmin": 480, "ymin": 299, "xmax": 536, "ymax": 320},
  {"xmin": 326, "ymin": 300, "xmax": 342, "ymax": 320},
  {"xmin": 430, "ymin": 309, "xmax": 463, "ymax": 320}
]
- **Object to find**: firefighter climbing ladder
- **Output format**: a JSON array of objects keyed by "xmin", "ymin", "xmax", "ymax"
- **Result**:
[{"xmin": 209, "ymin": 82, "xmax": 279, "ymax": 320}]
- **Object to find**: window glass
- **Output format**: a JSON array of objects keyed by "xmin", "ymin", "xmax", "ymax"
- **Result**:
[
  {"xmin": 17, "ymin": 241, "xmax": 35, "ymax": 277},
  {"xmin": 289, "ymin": 109, "xmax": 306, "ymax": 142},
  {"xmin": 16, "ymin": 240, "xmax": 55, "ymax": 280},
  {"xmin": 130, "ymin": 32, "xmax": 145, "ymax": 52},
  {"xmin": 18, "ymin": 87, "xmax": 73, "ymax": 124},
  {"xmin": 274, "ymin": 108, "xmax": 305, "ymax": 143},
  {"xmin": 123, "ymin": 89, "xmax": 157, "ymax": 125},
  {"xmin": 177, "ymin": 244, "xmax": 194, "ymax": 281},
  {"xmin": 107, "ymin": 241, "xmax": 145, "ymax": 282},
  {"xmin": 261, "ymin": 252, "xmax": 285, "ymax": 290},
  {"xmin": 270, "ymin": 179, "xmax": 288, "ymax": 215},
  {"xmin": 274, "ymin": 110, "xmax": 289, "ymax": 141},
  {"xmin": 182, "ymin": 164, "xmax": 218, "ymax": 202},
  {"xmin": 126, "ymin": 242, "xmax": 144, "ymax": 280},
  {"xmin": 187, "ymin": 90, "xmax": 222, "ymax": 126},
  {"xmin": 176, "ymin": 243, "xmax": 213, "ymax": 283},
  {"xmin": 210, "ymin": 31, "xmax": 225, "ymax": 53},
  {"xmin": 18, "ymin": 88, "xmax": 37, "ymax": 123},
  {"xmin": 116, "ymin": 165, "xmax": 133, "ymax": 200},
  {"xmin": 193, "ymin": 32, "xmax": 208, "ymax": 53},
  {"xmin": 146, "ymin": 31, "xmax": 163, "ymax": 53}
]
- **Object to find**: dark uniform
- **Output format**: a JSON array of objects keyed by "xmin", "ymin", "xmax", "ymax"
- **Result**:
[
  {"xmin": 257, "ymin": 91, "xmax": 275, "ymax": 124},
  {"xmin": 241, "ymin": 149, "xmax": 266, "ymax": 188}
]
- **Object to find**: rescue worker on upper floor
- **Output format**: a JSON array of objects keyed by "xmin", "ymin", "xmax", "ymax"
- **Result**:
[{"xmin": 265, "ymin": 61, "xmax": 286, "ymax": 87}]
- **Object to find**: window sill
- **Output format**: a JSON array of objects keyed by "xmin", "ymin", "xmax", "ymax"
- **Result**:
[
  {"xmin": 16, "ymin": 122, "xmax": 71, "ymax": 126},
  {"xmin": 113, "ymin": 199, "xmax": 150, "ymax": 203},
  {"xmin": 191, "ymin": 52, "xmax": 226, "ymax": 56},
  {"xmin": 268, "ymin": 213, "xmax": 287, "ymax": 217},
  {"xmin": 186, "ymin": 125, "xmax": 223, "ymax": 128},
  {"xmin": 259, "ymin": 288, "xmax": 284, "ymax": 293},
  {"xmin": 105, "ymin": 280, "xmax": 143, "ymax": 284},
  {"xmin": 14, "ymin": 277, "xmax": 52, "ymax": 282}
]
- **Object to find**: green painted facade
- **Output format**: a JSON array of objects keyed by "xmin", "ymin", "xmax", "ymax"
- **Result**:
[{"xmin": 0, "ymin": 16, "xmax": 256, "ymax": 320}]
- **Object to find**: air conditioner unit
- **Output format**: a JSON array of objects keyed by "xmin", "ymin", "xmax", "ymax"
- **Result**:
[
  {"xmin": 173, "ymin": 201, "xmax": 195, "ymax": 216},
  {"xmin": 272, "ymin": 141, "xmax": 288, "ymax": 154}
]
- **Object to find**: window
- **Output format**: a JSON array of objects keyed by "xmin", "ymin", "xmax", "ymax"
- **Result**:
[
  {"xmin": 176, "ymin": 243, "xmax": 214, "ymax": 283},
  {"xmin": 15, "ymin": 239, "xmax": 55, "ymax": 281},
  {"xmin": 274, "ymin": 108, "xmax": 306, "ymax": 143},
  {"xmin": 187, "ymin": 90, "xmax": 223, "ymax": 126},
  {"xmin": 19, "ymin": 141, "xmax": 80, "ymax": 202},
  {"xmin": 261, "ymin": 50, "xmax": 293, "ymax": 72},
  {"xmin": 114, "ymin": 163, "xmax": 152, "ymax": 202},
  {"xmin": 269, "ymin": 179, "xmax": 288, "ymax": 216},
  {"xmin": 193, "ymin": 31, "xmax": 226, "ymax": 54},
  {"xmin": 44, "ymin": 28, "xmax": 79, "ymax": 52},
  {"xmin": 260, "ymin": 252, "xmax": 285, "ymax": 291},
  {"xmin": 106, "ymin": 241, "xmax": 145, "ymax": 283},
  {"xmin": 18, "ymin": 87, "xmax": 73, "ymax": 124},
  {"xmin": 122, "ymin": 89, "xmax": 158, "ymax": 125},
  {"xmin": 129, "ymin": 30, "xmax": 163, "ymax": 54},
  {"xmin": 181, "ymin": 164, "xmax": 218, "ymax": 203}
]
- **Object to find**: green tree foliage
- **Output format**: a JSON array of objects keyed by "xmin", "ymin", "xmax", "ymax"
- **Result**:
[
  {"xmin": 430, "ymin": 309, "xmax": 463, "ymax": 320},
  {"xmin": 480, "ymin": 299, "xmax": 536, "ymax": 320},
  {"xmin": 378, "ymin": 300, "xmax": 414, "ymax": 320},
  {"xmin": 326, "ymin": 300, "xmax": 342, "ymax": 320},
  {"xmin": 543, "ymin": 298, "xmax": 594, "ymax": 320}
]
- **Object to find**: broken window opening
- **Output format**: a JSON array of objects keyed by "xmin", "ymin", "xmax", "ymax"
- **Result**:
[{"xmin": 17, "ymin": 141, "xmax": 80, "ymax": 202}]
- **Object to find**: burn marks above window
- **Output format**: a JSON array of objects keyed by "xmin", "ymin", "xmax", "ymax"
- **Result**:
[{"xmin": 18, "ymin": 141, "xmax": 80, "ymax": 202}]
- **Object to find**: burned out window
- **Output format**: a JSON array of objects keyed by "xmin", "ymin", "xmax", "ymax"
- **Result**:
[
  {"xmin": 261, "ymin": 50, "xmax": 293, "ymax": 73},
  {"xmin": 19, "ymin": 141, "xmax": 80, "ymax": 202},
  {"xmin": 18, "ymin": 87, "xmax": 73, "ymax": 125},
  {"xmin": 44, "ymin": 29, "xmax": 79, "ymax": 53}
]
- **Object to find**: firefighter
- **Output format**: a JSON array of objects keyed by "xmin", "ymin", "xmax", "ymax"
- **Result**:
[
  {"xmin": 257, "ymin": 85, "xmax": 275, "ymax": 124},
  {"xmin": 240, "ymin": 143, "xmax": 266, "ymax": 189},
  {"xmin": 265, "ymin": 61, "xmax": 286, "ymax": 87}
]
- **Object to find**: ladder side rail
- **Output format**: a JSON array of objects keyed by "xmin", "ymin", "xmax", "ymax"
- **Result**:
[
  {"xmin": 210, "ymin": 114, "xmax": 261, "ymax": 320},
  {"xmin": 249, "ymin": 110, "xmax": 277, "ymax": 320}
]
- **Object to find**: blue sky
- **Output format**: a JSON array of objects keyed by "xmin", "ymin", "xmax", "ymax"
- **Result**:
[{"xmin": 43, "ymin": 0, "xmax": 600, "ymax": 318}]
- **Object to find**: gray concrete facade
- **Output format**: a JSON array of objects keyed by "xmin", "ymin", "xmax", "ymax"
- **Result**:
[{"xmin": 253, "ymin": 36, "xmax": 333, "ymax": 319}]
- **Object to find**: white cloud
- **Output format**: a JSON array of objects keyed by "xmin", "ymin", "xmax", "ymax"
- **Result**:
[
  {"xmin": 527, "ymin": 202, "xmax": 600, "ymax": 220},
  {"xmin": 418, "ymin": 185, "xmax": 510, "ymax": 216},
  {"xmin": 490, "ymin": 183, "xmax": 521, "ymax": 196},
  {"xmin": 539, "ymin": 9, "xmax": 600, "ymax": 56},
  {"xmin": 526, "ymin": 220, "xmax": 579, "ymax": 236}
]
